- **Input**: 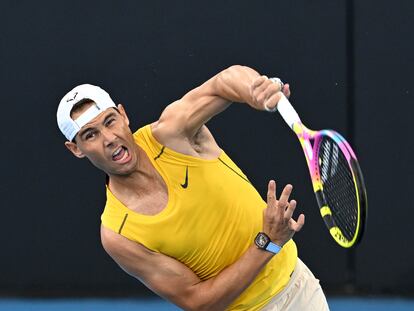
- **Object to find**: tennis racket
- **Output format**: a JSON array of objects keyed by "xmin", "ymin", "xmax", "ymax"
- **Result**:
[{"xmin": 273, "ymin": 80, "xmax": 367, "ymax": 248}]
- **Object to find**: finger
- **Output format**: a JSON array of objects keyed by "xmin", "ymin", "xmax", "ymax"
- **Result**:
[
  {"xmin": 263, "ymin": 92, "xmax": 283, "ymax": 111},
  {"xmin": 261, "ymin": 79, "xmax": 283, "ymax": 102},
  {"xmin": 267, "ymin": 180, "xmax": 277, "ymax": 208},
  {"xmin": 278, "ymin": 184, "xmax": 293, "ymax": 208},
  {"xmin": 284, "ymin": 200, "xmax": 297, "ymax": 220},
  {"xmin": 289, "ymin": 214, "xmax": 305, "ymax": 232},
  {"xmin": 251, "ymin": 76, "xmax": 267, "ymax": 102},
  {"xmin": 252, "ymin": 75, "xmax": 268, "ymax": 89},
  {"xmin": 282, "ymin": 83, "xmax": 291, "ymax": 98},
  {"xmin": 253, "ymin": 76, "xmax": 272, "ymax": 102}
]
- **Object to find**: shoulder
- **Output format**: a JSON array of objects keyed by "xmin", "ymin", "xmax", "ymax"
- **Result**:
[
  {"xmin": 100, "ymin": 225, "xmax": 129, "ymax": 254},
  {"xmin": 100, "ymin": 225, "xmax": 153, "ymax": 260},
  {"xmin": 150, "ymin": 100, "xmax": 200, "ymax": 145},
  {"xmin": 151, "ymin": 114, "xmax": 220, "ymax": 158},
  {"xmin": 152, "ymin": 100, "xmax": 187, "ymax": 137}
]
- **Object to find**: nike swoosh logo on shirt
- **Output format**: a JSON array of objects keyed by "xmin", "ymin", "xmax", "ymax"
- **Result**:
[{"xmin": 181, "ymin": 166, "xmax": 189, "ymax": 188}]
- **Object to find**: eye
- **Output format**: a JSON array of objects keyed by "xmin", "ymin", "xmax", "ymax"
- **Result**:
[
  {"xmin": 84, "ymin": 131, "xmax": 97, "ymax": 140},
  {"xmin": 105, "ymin": 118, "xmax": 116, "ymax": 127}
]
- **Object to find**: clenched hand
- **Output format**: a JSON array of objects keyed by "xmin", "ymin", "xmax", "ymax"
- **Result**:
[{"xmin": 250, "ymin": 76, "xmax": 291, "ymax": 111}]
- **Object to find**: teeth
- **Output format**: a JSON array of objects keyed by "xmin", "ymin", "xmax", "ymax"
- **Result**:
[{"xmin": 113, "ymin": 147, "xmax": 122, "ymax": 157}]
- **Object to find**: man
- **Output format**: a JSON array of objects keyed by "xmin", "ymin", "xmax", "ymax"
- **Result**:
[{"xmin": 57, "ymin": 65, "xmax": 329, "ymax": 310}]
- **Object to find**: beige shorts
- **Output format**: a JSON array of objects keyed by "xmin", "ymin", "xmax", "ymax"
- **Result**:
[{"xmin": 261, "ymin": 258, "xmax": 330, "ymax": 311}]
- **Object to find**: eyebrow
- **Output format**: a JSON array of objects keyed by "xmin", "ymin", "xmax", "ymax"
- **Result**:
[{"xmin": 78, "ymin": 111, "xmax": 118, "ymax": 138}]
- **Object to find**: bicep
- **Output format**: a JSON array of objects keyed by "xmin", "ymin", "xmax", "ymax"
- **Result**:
[
  {"xmin": 158, "ymin": 77, "xmax": 230, "ymax": 137},
  {"xmin": 158, "ymin": 65, "xmax": 259, "ymax": 138},
  {"xmin": 158, "ymin": 73, "xmax": 231, "ymax": 138},
  {"xmin": 101, "ymin": 228, "xmax": 201, "ymax": 309},
  {"xmin": 179, "ymin": 77, "xmax": 231, "ymax": 134}
]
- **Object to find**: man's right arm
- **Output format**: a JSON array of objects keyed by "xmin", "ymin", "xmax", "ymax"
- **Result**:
[
  {"xmin": 101, "ymin": 181, "xmax": 304, "ymax": 311},
  {"xmin": 101, "ymin": 226, "xmax": 274, "ymax": 311}
]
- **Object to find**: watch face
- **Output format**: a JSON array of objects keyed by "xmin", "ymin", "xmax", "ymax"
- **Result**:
[{"xmin": 255, "ymin": 233, "xmax": 269, "ymax": 248}]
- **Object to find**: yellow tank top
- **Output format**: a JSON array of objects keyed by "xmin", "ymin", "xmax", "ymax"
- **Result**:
[{"xmin": 101, "ymin": 125, "xmax": 297, "ymax": 311}]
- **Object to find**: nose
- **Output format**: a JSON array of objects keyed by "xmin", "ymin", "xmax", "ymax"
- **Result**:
[{"xmin": 101, "ymin": 127, "xmax": 117, "ymax": 148}]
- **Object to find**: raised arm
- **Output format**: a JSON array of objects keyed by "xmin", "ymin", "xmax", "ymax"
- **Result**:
[
  {"xmin": 101, "ymin": 181, "xmax": 304, "ymax": 311},
  {"xmin": 156, "ymin": 65, "xmax": 290, "ymax": 139}
]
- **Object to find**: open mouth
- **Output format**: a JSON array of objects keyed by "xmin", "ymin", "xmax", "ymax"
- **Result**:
[{"xmin": 112, "ymin": 146, "xmax": 131, "ymax": 163}]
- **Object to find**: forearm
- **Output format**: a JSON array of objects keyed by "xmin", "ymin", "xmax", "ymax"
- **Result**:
[
  {"xmin": 215, "ymin": 65, "xmax": 261, "ymax": 106},
  {"xmin": 188, "ymin": 245, "xmax": 274, "ymax": 311}
]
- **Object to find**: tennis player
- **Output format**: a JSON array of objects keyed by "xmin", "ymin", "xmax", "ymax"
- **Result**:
[{"xmin": 57, "ymin": 65, "xmax": 329, "ymax": 310}]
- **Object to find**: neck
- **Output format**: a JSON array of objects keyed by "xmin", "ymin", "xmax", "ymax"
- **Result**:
[{"xmin": 107, "ymin": 144, "xmax": 160, "ymax": 195}]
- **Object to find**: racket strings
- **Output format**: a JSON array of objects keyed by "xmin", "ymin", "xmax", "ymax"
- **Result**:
[{"xmin": 319, "ymin": 137, "xmax": 358, "ymax": 241}]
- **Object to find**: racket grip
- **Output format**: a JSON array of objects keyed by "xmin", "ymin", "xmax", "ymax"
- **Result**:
[{"xmin": 277, "ymin": 93, "xmax": 302, "ymax": 129}]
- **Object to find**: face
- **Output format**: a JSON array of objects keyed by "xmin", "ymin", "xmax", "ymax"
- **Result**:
[{"xmin": 64, "ymin": 104, "xmax": 139, "ymax": 176}]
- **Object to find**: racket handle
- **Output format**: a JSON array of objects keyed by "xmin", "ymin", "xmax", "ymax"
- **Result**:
[{"xmin": 277, "ymin": 93, "xmax": 302, "ymax": 129}]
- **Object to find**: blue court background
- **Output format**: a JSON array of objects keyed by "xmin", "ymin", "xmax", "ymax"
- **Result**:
[{"xmin": 0, "ymin": 298, "xmax": 413, "ymax": 311}]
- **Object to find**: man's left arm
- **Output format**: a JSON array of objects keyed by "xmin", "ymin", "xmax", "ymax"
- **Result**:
[{"xmin": 157, "ymin": 65, "xmax": 290, "ymax": 138}]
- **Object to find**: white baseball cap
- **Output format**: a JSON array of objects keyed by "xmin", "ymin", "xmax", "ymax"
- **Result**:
[{"xmin": 57, "ymin": 84, "xmax": 117, "ymax": 141}]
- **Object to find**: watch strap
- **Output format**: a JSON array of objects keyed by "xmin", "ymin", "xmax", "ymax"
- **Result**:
[{"xmin": 266, "ymin": 241, "xmax": 282, "ymax": 254}]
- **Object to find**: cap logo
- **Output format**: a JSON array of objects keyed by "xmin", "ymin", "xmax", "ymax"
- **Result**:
[{"xmin": 66, "ymin": 91, "xmax": 78, "ymax": 102}]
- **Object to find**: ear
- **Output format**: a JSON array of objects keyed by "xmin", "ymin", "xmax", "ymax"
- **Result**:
[
  {"xmin": 64, "ymin": 141, "xmax": 86, "ymax": 158},
  {"xmin": 117, "ymin": 104, "xmax": 130, "ymax": 126}
]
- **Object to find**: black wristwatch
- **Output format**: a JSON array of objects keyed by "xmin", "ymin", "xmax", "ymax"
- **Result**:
[{"xmin": 254, "ymin": 232, "xmax": 282, "ymax": 254}]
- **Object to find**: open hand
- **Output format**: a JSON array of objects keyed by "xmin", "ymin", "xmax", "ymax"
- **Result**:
[{"xmin": 263, "ymin": 180, "xmax": 305, "ymax": 247}]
